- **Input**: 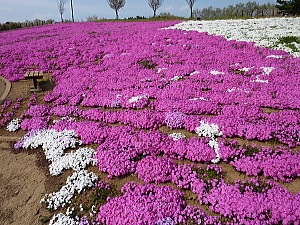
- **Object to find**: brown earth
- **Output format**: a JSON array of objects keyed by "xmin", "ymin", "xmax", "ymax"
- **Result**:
[{"xmin": 0, "ymin": 76, "xmax": 299, "ymax": 225}]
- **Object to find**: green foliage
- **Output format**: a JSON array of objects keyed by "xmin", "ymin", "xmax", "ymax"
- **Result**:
[
  {"xmin": 90, "ymin": 184, "xmax": 119, "ymax": 207},
  {"xmin": 0, "ymin": 19, "xmax": 55, "ymax": 32},
  {"xmin": 191, "ymin": 165, "xmax": 222, "ymax": 182},
  {"xmin": 236, "ymin": 179, "xmax": 274, "ymax": 194},
  {"xmin": 276, "ymin": 0, "xmax": 300, "ymax": 15},
  {"xmin": 137, "ymin": 60, "xmax": 157, "ymax": 69},
  {"xmin": 194, "ymin": 1, "xmax": 278, "ymax": 19},
  {"xmin": 277, "ymin": 36, "xmax": 300, "ymax": 52},
  {"xmin": 39, "ymin": 217, "xmax": 50, "ymax": 223},
  {"xmin": 278, "ymin": 36, "xmax": 300, "ymax": 44}
]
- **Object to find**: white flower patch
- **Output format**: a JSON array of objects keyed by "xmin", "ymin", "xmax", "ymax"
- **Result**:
[
  {"xmin": 266, "ymin": 55, "xmax": 283, "ymax": 58},
  {"xmin": 251, "ymin": 75, "xmax": 269, "ymax": 83},
  {"xmin": 19, "ymin": 129, "xmax": 80, "ymax": 161},
  {"xmin": 261, "ymin": 66, "xmax": 275, "ymax": 75},
  {"xmin": 226, "ymin": 87, "xmax": 249, "ymax": 93},
  {"xmin": 49, "ymin": 147, "xmax": 97, "ymax": 176},
  {"xmin": 164, "ymin": 17, "xmax": 300, "ymax": 57},
  {"xmin": 196, "ymin": 120, "xmax": 223, "ymax": 163},
  {"xmin": 6, "ymin": 118, "xmax": 21, "ymax": 132},
  {"xmin": 169, "ymin": 133, "xmax": 186, "ymax": 141},
  {"xmin": 170, "ymin": 75, "xmax": 183, "ymax": 81},
  {"xmin": 90, "ymin": 205, "xmax": 97, "ymax": 217},
  {"xmin": 189, "ymin": 97, "xmax": 210, "ymax": 101},
  {"xmin": 190, "ymin": 71, "xmax": 200, "ymax": 75},
  {"xmin": 195, "ymin": 120, "xmax": 223, "ymax": 138},
  {"xmin": 239, "ymin": 66, "xmax": 254, "ymax": 72},
  {"xmin": 53, "ymin": 116, "xmax": 75, "ymax": 124},
  {"xmin": 128, "ymin": 93, "xmax": 149, "ymax": 103},
  {"xmin": 210, "ymin": 70, "xmax": 225, "ymax": 75},
  {"xmin": 157, "ymin": 68, "xmax": 168, "ymax": 73},
  {"xmin": 49, "ymin": 213, "xmax": 78, "ymax": 225},
  {"xmin": 41, "ymin": 170, "xmax": 98, "ymax": 210}
]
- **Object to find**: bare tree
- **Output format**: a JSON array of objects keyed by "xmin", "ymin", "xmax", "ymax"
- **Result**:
[
  {"xmin": 57, "ymin": 0, "xmax": 67, "ymax": 23},
  {"xmin": 106, "ymin": 0, "xmax": 126, "ymax": 19},
  {"xmin": 86, "ymin": 15, "xmax": 99, "ymax": 22},
  {"xmin": 148, "ymin": 0, "xmax": 164, "ymax": 17},
  {"xmin": 186, "ymin": 0, "xmax": 196, "ymax": 18}
]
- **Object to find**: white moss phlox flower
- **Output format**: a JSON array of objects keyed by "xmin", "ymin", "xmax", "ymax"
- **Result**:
[
  {"xmin": 210, "ymin": 70, "xmax": 225, "ymax": 75},
  {"xmin": 49, "ymin": 213, "xmax": 78, "ymax": 225},
  {"xmin": 169, "ymin": 133, "xmax": 186, "ymax": 141},
  {"xmin": 49, "ymin": 147, "xmax": 97, "ymax": 176},
  {"xmin": 41, "ymin": 170, "xmax": 98, "ymax": 210},
  {"xmin": 128, "ymin": 93, "xmax": 149, "ymax": 103},
  {"xmin": 195, "ymin": 120, "xmax": 223, "ymax": 138},
  {"xmin": 170, "ymin": 75, "xmax": 183, "ymax": 81},
  {"xmin": 20, "ymin": 129, "xmax": 80, "ymax": 161},
  {"xmin": 6, "ymin": 118, "xmax": 21, "ymax": 132},
  {"xmin": 196, "ymin": 121, "xmax": 222, "ymax": 164}
]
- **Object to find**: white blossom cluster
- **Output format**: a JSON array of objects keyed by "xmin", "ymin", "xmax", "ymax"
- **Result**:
[
  {"xmin": 226, "ymin": 87, "xmax": 249, "ymax": 93},
  {"xmin": 6, "ymin": 118, "xmax": 21, "ymax": 132},
  {"xmin": 49, "ymin": 147, "xmax": 97, "ymax": 176},
  {"xmin": 170, "ymin": 75, "xmax": 183, "ymax": 81},
  {"xmin": 189, "ymin": 97, "xmax": 210, "ymax": 101},
  {"xmin": 49, "ymin": 213, "xmax": 78, "ymax": 225},
  {"xmin": 53, "ymin": 116, "xmax": 75, "ymax": 124},
  {"xmin": 195, "ymin": 120, "xmax": 223, "ymax": 138},
  {"xmin": 128, "ymin": 93, "xmax": 149, "ymax": 103},
  {"xmin": 210, "ymin": 70, "xmax": 225, "ymax": 75},
  {"xmin": 164, "ymin": 17, "xmax": 300, "ymax": 57},
  {"xmin": 168, "ymin": 132, "xmax": 186, "ymax": 141},
  {"xmin": 20, "ymin": 129, "xmax": 81, "ymax": 161},
  {"xmin": 41, "ymin": 170, "xmax": 98, "ymax": 210},
  {"xmin": 195, "ymin": 120, "xmax": 223, "ymax": 163}
]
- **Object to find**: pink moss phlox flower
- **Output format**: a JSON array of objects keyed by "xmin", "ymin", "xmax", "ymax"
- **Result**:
[
  {"xmin": 136, "ymin": 155, "xmax": 176, "ymax": 184},
  {"xmin": 20, "ymin": 116, "xmax": 50, "ymax": 130},
  {"xmin": 165, "ymin": 112, "xmax": 186, "ymax": 129}
]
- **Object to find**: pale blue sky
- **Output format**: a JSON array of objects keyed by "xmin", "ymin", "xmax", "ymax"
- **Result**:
[{"xmin": 0, "ymin": 0, "xmax": 275, "ymax": 23}]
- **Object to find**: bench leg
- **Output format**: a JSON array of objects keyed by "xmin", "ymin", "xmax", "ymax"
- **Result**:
[{"xmin": 33, "ymin": 78, "xmax": 38, "ymax": 89}]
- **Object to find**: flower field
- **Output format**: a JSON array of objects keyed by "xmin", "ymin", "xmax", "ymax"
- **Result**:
[{"xmin": 0, "ymin": 17, "xmax": 300, "ymax": 224}]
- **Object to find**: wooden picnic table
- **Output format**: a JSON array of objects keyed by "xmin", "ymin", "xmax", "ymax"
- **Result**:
[{"xmin": 24, "ymin": 71, "xmax": 43, "ymax": 89}]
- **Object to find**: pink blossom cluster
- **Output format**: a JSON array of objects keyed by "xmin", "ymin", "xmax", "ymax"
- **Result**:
[
  {"xmin": 165, "ymin": 111, "xmax": 186, "ymax": 129},
  {"xmin": 165, "ymin": 137, "xmax": 216, "ymax": 162},
  {"xmin": 230, "ymin": 145, "xmax": 300, "ymax": 182},
  {"xmin": 201, "ymin": 179, "xmax": 300, "ymax": 224},
  {"xmin": 81, "ymin": 108, "xmax": 165, "ymax": 130},
  {"xmin": 136, "ymin": 156, "xmax": 177, "ymax": 183},
  {"xmin": 97, "ymin": 181, "xmax": 216, "ymax": 225},
  {"xmin": 0, "ymin": 98, "xmax": 22, "ymax": 126}
]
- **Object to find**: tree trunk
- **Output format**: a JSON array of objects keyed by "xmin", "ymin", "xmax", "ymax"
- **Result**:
[
  {"xmin": 61, "ymin": 14, "xmax": 64, "ymax": 23},
  {"xmin": 190, "ymin": 7, "xmax": 193, "ymax": 18},
  {"xmin": 71, "ymin": 0, "xmax": 74, "ymax": 22},
  {"xmin": 154, "ymin": 9, "xmax": 157, "ymax": 17},
  {"xmin": 115, "ymin": 10, "xmax": 119, "ymax": 19}
]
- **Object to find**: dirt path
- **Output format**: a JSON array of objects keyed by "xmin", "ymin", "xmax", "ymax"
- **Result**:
[{"xmin": 0, "ymin": 142, "xmax": 48, "ymax": 225}]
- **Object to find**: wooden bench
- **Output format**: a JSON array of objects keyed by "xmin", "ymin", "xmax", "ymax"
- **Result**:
[{"xmin": 24, "ymin": 71, "xmax": 43, "ymax": 89}]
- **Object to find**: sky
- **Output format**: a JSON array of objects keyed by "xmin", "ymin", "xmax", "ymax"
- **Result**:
[{"xmin": 0, "ymin": 0, "xmax": 276, "ymax": 23}]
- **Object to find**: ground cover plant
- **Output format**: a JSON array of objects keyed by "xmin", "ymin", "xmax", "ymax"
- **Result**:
[{"xmin": 0, "ymin": 17, "xmax": 300, "ymax": 224}]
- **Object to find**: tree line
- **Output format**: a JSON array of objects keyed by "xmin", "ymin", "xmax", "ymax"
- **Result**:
[
  {"xmin": 276, "ymin": 0, "xmax": 300, "ymax": 15},
  {"xmin": 0, "ymin": 19, "xmax": 55, "ymax": 32},
  {"xmin": 193, "ymin": 2, "xmax": 278, "ymax": 19}
]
